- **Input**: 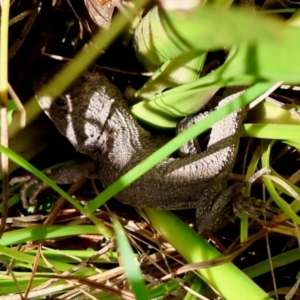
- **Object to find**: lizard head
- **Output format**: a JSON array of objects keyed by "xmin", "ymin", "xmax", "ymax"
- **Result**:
[{"xmin": 34, "ymin": 64, "xmax": 126, "ymax": 159}]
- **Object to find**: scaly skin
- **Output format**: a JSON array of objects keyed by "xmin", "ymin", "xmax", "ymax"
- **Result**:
[{"xmin": 33, "ymin": 64, "xmax": 244, "ymax": 233}]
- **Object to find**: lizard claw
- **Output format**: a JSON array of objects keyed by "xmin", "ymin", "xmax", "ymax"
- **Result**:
[
  {"xmin": 10, "ymin": 161, "xmax": 98, "ymax": 209},
  {"xmin": 10, "ymin": 176, "xmax": 46, "ymax": 208},
  {"xmin": 233, "ymin": 195, "xmax": 280, "ymax": 221}
]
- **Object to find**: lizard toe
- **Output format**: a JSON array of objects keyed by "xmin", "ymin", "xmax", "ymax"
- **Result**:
[{"xmin": 10, "ymin": 176, "xmax": 46, "ymax": 209}]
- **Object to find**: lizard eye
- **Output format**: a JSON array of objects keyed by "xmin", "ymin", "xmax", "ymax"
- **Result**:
[{"xmin": 55, "ymin": 97, "xmax": 66, "ymax": 106}]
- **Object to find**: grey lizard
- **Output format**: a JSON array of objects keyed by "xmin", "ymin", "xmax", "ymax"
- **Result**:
[{"xmin": 15, "ymin": 64, "xmax": 246, "ymax": 234}]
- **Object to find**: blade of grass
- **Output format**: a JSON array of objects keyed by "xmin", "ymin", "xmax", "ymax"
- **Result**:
[
  {"xmin": 240, "ymin": 142, "xmax": 263, "ymax": 242},
  {"xmin": 144, "ymin": 209, "xmax": 272, "ymax": 300},
  {"xmin": 243, "ymin": 248, "xmax": 300, "ymax": 278},
  {"xmin": 131, "ymin": 51, "xmax": 209, "ymax": 128},
  {"xmin": 134, "ymin": 5, "xmax": 288, "ymax": 68},
  {"xmin": 183, "ymin": 276, "xmax": 207, "ymax": 299},
  {"xmin": 241, "ymin": 124, "xmax": 300, "ymax": 139},
  {"xmin": 148, "ymin": 274, "xmax": 195, "ymax": 299},
  {"xmin": 261, "ymin": 140, "xmax": 300, "ymax": 224},
  {"xmin": 0, "ymin": 244, "xmax": 97, "ymax": 277},
  {"xmin": 24, "ymin": 249, "xmax": 118, "ymax": 263},
  {"xmin": 130, "ymin": 44, "xmax": 281, "ymax": 128},
  {"xmin": 0, "ymin": 225, "xmax": 99, "ymax": 246},
  {"xmin": 114, "ymin": 218, "xmax": 150, "ymax": 300},
  {"xmin": 133, "ymin": 51, "xmax": 206, "ymax": 101},
  {"xmin": 132, "ymin": 5, "xmax": 300, "ymax": 127},
  {"xmin": 0, "ymin": 0, "xmax": 10, "ymax": 239}
]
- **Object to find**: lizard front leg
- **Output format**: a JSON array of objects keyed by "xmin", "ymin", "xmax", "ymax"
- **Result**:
[{"xmin": 10, "ymin": 161, "xmax": 98, "ymax": 208}]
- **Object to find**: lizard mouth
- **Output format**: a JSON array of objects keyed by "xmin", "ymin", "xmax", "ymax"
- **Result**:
[{"xmin": 37, "ymin": 95, "xmax": 52, "ymax": 111}]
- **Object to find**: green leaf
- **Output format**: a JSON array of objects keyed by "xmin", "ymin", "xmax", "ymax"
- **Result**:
[
  {"xmin": 134, "ymin": 51, "xmax": 206, "ymax": 101},
  {"xmin": 134, "ymin": 5, "xmax": 297, "ymax": 69},
  {"xmin": 7, "ymin": 100, "xmax": 17, "ymax": 125},
  {"xmin": 114, "ymin": 218, "xmax": 150, "ymax": 300},
  {"xmin": 132, "ymin": 5, "xmax": 300, "ymax": 127},
  {"xmin": 144, "ymin": 209, "xmax": 272, "ymax": 300}
]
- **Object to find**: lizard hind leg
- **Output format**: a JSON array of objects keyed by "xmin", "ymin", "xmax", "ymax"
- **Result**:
[{"xmin": 195, "ymin": 183, "xmax": 245, "ymax": 234}]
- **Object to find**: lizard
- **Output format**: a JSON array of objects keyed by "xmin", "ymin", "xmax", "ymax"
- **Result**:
[{"xmin": 13, "ymin": 64, "xmax": 246, "ymax": 234}]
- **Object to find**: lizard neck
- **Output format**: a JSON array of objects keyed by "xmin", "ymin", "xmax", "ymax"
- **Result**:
[{"xmin": 81, "ymin": 97, "xmax": 152, "ymax": 168}]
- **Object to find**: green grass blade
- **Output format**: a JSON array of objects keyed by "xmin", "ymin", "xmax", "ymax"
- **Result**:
[
  {"xmin": 241, "ymin": 124, "xmax": 300, "ymax": 139},
  {"xmin": 113, "ymin": 218, "xmax": 151, "ymax": 300},
  {"xmin": 0, "ymin": 225, "xmax": 99, "ymax": 246},
  {"xmin": 0, "ymin": 244, "xmax": 96, "ymax": 276},
  {"xmin": 144, "ymin": 209, "xmax": 272, "ymax": 300},
  {"xmin": 132, "ymin": 5, "xmax": 300, "ymax": 127},
  {"xmin": 131, "ymin": 51, "xmax": 207, "ymax": 128},
  {"xmin": 134, "ymin": 5, "xmax": 288, "ymax": 68},
  {"xmin": 148, "ymin": 274, "xmax": 195, "ymax": 298},
  {"xmin": 131, "ymin": 40, "xmax": 300, "ymax": 128},
  {"xmin": 261, "ymin": 141, "xmax": 300, "ymax": 224},
  {"xmin": 243, "ymin": 248, "xmax": 300, "ymax": 278},
  {"xmin": 134, "ymin": 51, "xmax": 206, "ymax": 101}
]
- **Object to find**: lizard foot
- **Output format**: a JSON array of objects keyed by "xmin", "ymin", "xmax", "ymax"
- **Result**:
[
  {"xmin": 196, "ymin": 183, "xmax": 245, "ymax": 234},
  {"xmin": 10, "ymin": 175, "xmax": 46, "ymax": 209},
  {"xmin": 196, "ymin": 181, "xmax": 279, "ymax": 234},
  {"xmin": 232, "ymin": 168, "xmax": 278, "ymax": 223},
  {"xmin": 10, "ymin": 161, "xmax": 98, "ymax": 209},
  {"xmin": 233, "ymin": 195, "xmax": 280, "ymax": 221}
]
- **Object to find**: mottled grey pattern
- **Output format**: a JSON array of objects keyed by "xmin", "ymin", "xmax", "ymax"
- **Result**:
[{"xmin": 35, "ymin": 65, "xmax": 245, "ymax": 233}]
